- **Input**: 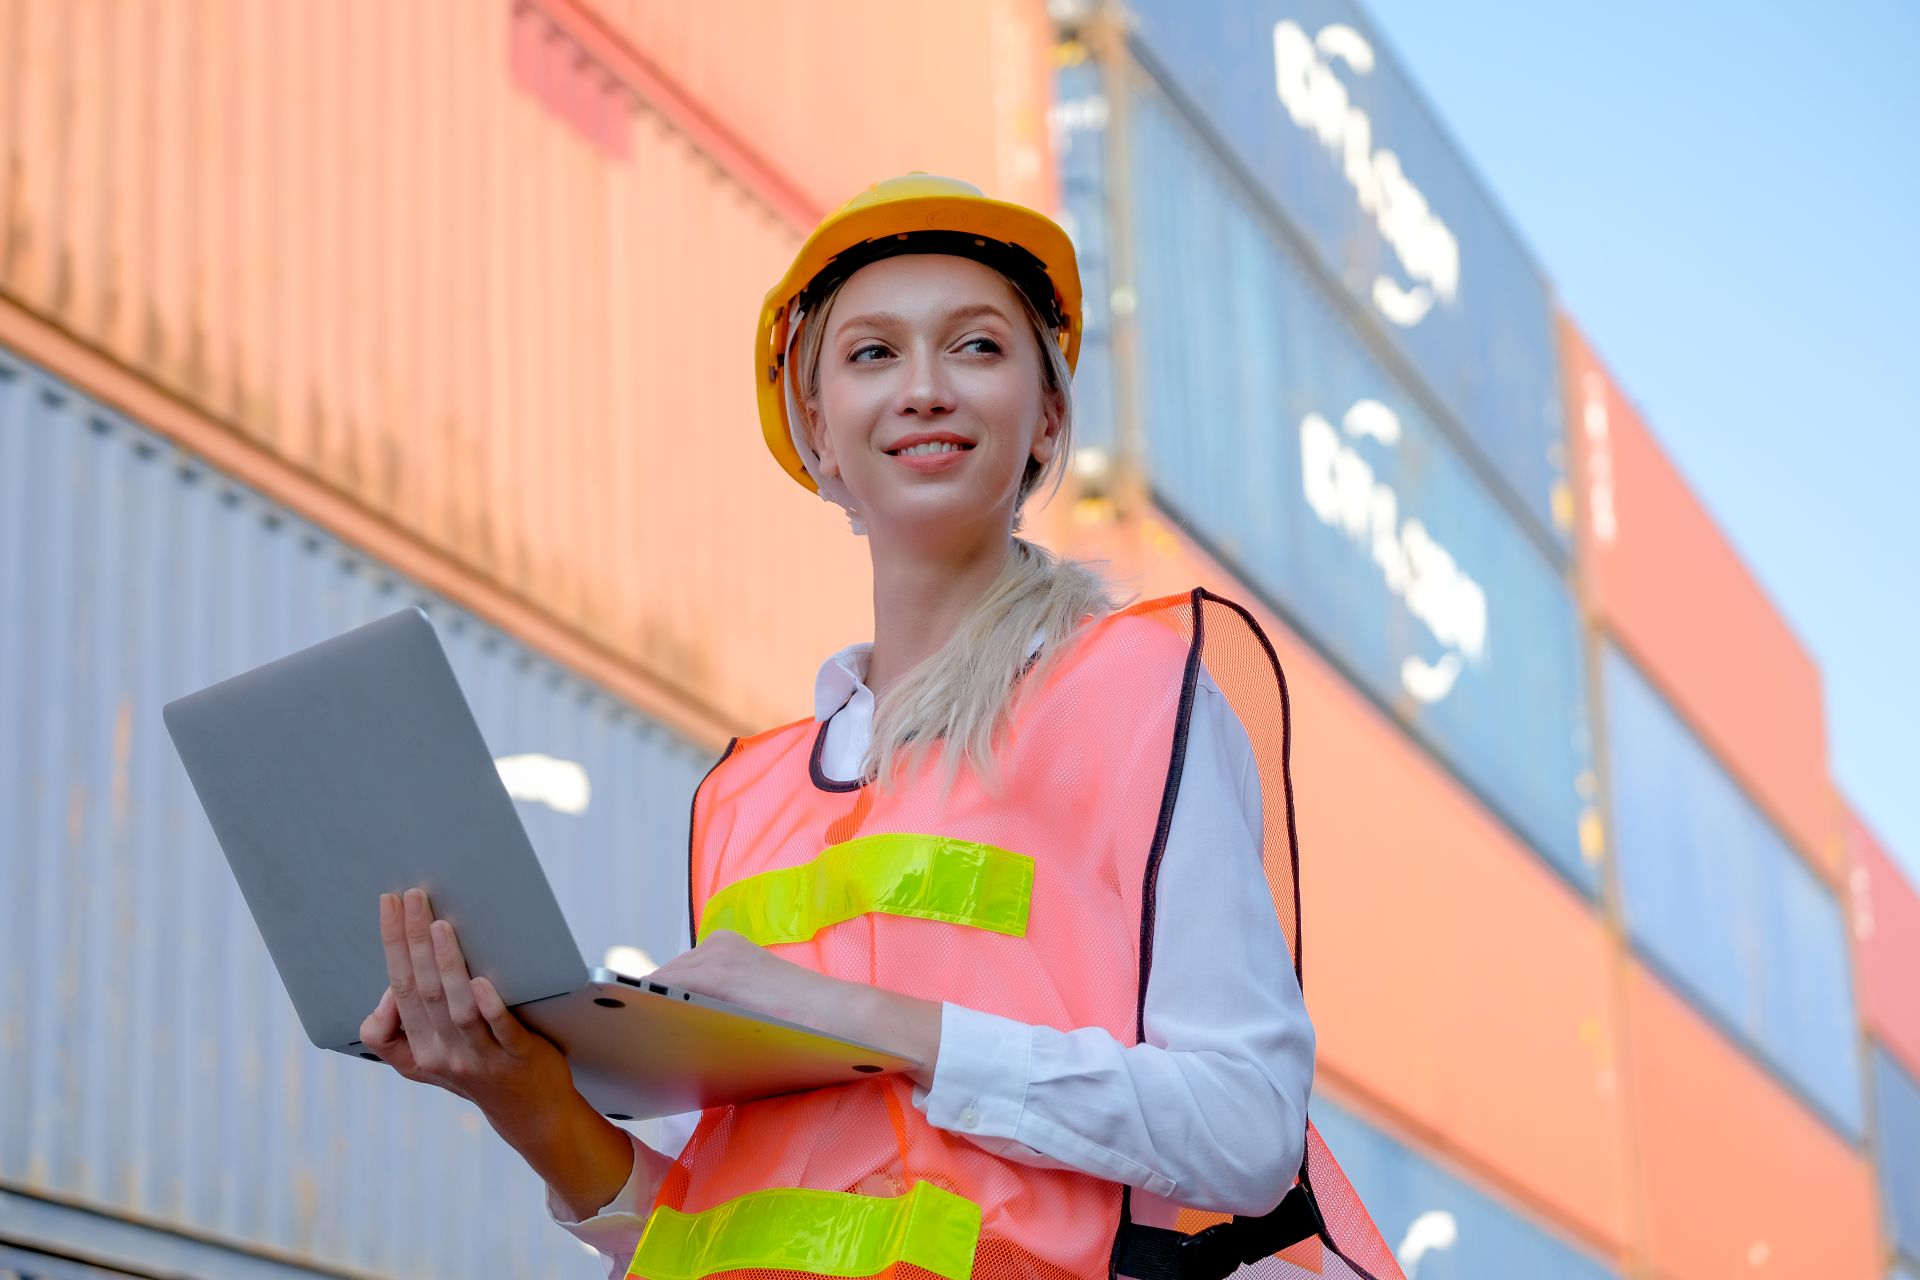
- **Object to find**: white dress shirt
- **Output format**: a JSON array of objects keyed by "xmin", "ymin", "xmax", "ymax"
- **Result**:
[{"xmin": 550, "ymin": 627, "xmax": 1316, "ymax": 1271}]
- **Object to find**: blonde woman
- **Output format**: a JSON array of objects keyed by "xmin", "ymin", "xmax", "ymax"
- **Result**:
[{"xmin": 363, "ymin": 177, "xmax": 1398, "ymax": 1280}]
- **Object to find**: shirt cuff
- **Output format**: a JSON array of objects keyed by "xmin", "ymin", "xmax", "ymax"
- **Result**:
[{"xmin": 913, "ymin": 1002, "xmax": 1034, "ymax": 1140}]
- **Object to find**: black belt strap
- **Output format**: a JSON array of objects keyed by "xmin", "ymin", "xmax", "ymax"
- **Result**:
[{"xmin": 1113, "ymin": 1176, "xmax": 1329, "ymax": 1280}]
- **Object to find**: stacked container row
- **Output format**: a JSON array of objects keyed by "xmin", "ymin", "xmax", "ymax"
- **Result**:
[
  {"xmin": 1049, "ymin": 0, "xmax": 1896, "ymax": 1275},
  {"xmin": 1, "ymin": 349, "xmax": 716, "ymax": 1273},
  {"xmin": 0, "ymin": 0, "xmax": 1056, "ymax": 744}
]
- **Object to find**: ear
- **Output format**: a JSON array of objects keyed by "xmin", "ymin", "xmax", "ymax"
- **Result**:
[
  {"xmin": 802, "ymin": 400, "xmax": 840, "ymax": 480},
  {"xmin": 1029, "ymin": 388, "xmax": 1066, "ymax": 469}
]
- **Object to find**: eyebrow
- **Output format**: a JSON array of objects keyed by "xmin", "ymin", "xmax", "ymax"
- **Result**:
[{"xmin": 834, "ymin": 303, "xmax": 1015, "ymax": 334}]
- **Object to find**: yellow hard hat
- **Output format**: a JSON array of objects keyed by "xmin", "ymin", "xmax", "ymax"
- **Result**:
[{"xmin": 755, "ymin": 173, "xmax": 1083, "ymax": 494}]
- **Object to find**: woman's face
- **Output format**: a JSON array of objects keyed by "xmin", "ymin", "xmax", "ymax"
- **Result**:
[{"xmin": 803, "ymin": 254, "xmax": 1062, "ymax": 546}]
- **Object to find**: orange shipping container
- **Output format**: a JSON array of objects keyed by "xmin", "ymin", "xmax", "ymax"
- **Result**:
[
  {"xmin": 1843, "ymin": 800, "xmax": 1920, "ymax": 1082},
  {"xmin": 1560, "ymin": 317, "xmax": 1834, "ymax": 880},
  {"xmin": 579, "ymin": 0, "xmax": 1057, "ymax": 217},
  {"xmin": 1623, "ymin": 961, "xmax": 1879, "ymax": 1280},
  {"xmin": 0, "ymin": 0, "xmax": 1053, "ymax": 743},
  {"xmin": 1043, "ymin": 503, "xmax": 1633, "ymax": 1260}
]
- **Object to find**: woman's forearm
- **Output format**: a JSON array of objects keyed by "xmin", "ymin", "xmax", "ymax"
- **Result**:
[{"xmin": 489, "ymin": 1090, "xmax": 645, "ymax": 1222}]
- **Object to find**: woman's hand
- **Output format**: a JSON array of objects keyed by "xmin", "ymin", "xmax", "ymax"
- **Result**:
[
  {"xmin": 649, "ymin": 930, "xmax": 943, "ymax": 1087},
  {"xmin": 360, "ymin": 887, "xmax": 577, "ymax": 1114},
  {"xmin": 360, "ymin": 887, "xmax": 637, "ymax": 1220}
]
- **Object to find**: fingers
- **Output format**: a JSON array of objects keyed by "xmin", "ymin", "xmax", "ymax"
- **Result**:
[
  {"xmin": 378, "ymin": 892, "xmax": 432, "ymax": 1044},
  {"xmin": 360, "ymin": 987, "xmax": 418, "ymax": 1075},
  {"xmin": 471, "ymin": 976, "xmax": 537, "ymax": 1057},
  {"xmin": 430, "ymin": 918, "xmax": 495, "ymax": 1053},
  {"xmin": 403, "ymin": 888, "xmax": 460, "ymax": 1042}
]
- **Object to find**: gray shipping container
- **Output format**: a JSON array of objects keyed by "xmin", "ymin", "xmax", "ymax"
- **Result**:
[
  {"xmin": 1079, "ymin": 71, "xmax": 1595, "ymax": 893},
  {"xmin": 1117, "ymin": 0, "xmax": 1569, "ymax": 551},
  {"xmin": 0, "ymin": 347, "xmax": 715, "ymax": 1276}
]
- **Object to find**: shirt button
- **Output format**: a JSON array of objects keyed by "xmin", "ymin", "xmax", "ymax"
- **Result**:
[{"xmin": 960, "ymin": 1107, "xmax": 979, "ymax": 1129}]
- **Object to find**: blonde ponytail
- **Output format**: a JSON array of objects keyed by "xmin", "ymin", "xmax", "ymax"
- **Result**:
[{"xmin": 865, "ymin": 538, "xmax": 1129, "ymax": 797}]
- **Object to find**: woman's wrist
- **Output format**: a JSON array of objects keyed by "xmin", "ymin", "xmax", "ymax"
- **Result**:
[
  {"xmin": 849, "ymin": 984, "xmax": 944, "ymax": 1090},
  {"xmin": 486, "ymin": 1088, "xmax": 637, "ymax": 1221}
]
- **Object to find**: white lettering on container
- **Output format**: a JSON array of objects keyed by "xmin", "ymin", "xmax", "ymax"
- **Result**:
[
  {"xmin": 1301, "ymin": 400, "xmax": 1487, "ymax": 704},
  {"xmin": 1579, "ymin": 369, "xmax": 1618, "ymax": 545},
  {"xmin": 1272, "ymin": 20, "xmax": 1460, "ymax": 328}
]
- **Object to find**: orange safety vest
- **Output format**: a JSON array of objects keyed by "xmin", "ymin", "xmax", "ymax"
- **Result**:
[{"xmin": 627, "ymin": 589, "xmax": 1406, "ymax": 1280}]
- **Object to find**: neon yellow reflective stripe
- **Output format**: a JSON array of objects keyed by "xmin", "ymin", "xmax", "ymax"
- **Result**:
[
  {"xmin": 698, "ymin": 833, "xmax": 1033, "ymax": 946},
  {"xmin": 627, "ymin": 1181, "xmax": 982, "ymax": 1280}
]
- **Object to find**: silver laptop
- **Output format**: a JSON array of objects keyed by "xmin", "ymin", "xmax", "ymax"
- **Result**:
[{"xmin": 162, "ymin": 607, "xmax": 918, "ymax": 1121}]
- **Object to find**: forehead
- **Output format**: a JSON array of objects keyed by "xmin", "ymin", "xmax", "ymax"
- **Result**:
[{"xmin": 829, "ymin": 253, "xmax": 1024, "ymax": 322}]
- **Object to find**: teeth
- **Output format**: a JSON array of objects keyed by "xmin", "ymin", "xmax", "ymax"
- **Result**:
[{"xmin": 897, "ymin": 441, "xmax": 966, "ymax": 456}]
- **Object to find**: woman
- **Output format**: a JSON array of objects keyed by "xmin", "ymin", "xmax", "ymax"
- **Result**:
[{"xmin": 362, "ymin": 176, "xmax": 1390, "ymax": 1280}]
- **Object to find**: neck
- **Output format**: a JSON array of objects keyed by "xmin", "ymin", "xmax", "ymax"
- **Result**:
[{"xmin": 864, "ymin": 527, "xmax": 1017, "ymax": 699}]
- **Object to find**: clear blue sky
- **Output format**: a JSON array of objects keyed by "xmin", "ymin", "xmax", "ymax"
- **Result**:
[{"xmin": 1357, "ymin": 0, "xmax": 1920, "ymax": 885}]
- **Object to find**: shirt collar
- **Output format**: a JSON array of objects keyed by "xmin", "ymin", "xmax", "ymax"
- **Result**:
[{"xmin": 813, "ymin": 627, "xmax": 1048, "ymax": 723}]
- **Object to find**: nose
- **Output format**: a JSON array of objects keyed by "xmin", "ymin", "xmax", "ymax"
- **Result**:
[{"xmin": 895, "ymin": 345, "xmax": 956, "ymax": 418}]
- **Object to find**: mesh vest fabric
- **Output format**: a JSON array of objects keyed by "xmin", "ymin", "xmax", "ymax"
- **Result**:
[{"xmin": 630, "ymin": 589, "xmax": 1404, "ymax": 1280}]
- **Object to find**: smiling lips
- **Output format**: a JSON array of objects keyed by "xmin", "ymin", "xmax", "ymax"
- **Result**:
[
  {"xmin": 884, "ymin": 432, "xmax": 976, "ymax": 472},
  {"xmin": 884, "ymin": 432, "xmax": 976, "ymax": 455}
]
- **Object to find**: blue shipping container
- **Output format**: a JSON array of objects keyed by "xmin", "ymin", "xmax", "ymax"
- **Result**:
[
  {"xmin": 1874, "ymin": 1043, "xmax": 1920, "ymax": 1267},
  {"xmin": 1310, "ymin": 1098, "xmax": 1618, "ymax": 1279},
  {"xmin": 1123, "ymin": 80, "xmax": 1595, "ymax": 892},
  {"xmin": 1055, "ymin": 51, "xmax": 1120, "ymax": 460},
  {"xmin": 1122, "ymin": 0, "xmax": 1568, "ymax": 547},
  {"xmin": 0, "ymin": 346, "xmax": 714, "ymax": 1276},
  {"xmin": 1603, "ymin": 642, "xmax": 1863, "ymax": 1138}
]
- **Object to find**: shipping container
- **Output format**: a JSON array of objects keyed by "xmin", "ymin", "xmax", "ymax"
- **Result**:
[
  {"xmin": 1052, "ymin": 49, "xmax": 1120, "ymax": 459},
  {"xmin": 0, "ymin": 0, "xmax": 1058, "ymax": 742},
  {"xmin": 1305, "ymin": 1097, "xmax": 1618, "ymax": 1279},
  {"xmin": 1561, "ymin": 319, "xmax": 1834, "ymax": 880},
  {"xmin": 1108, "ymin": 0, "xmax": 1568, "ymax": 547},
  {"xmin": 1604, "ymin": 642, "xmax": 1862, "ymax": 1137},
  {"xmin": 1623, "ymin": 961, "xmax": 1880, "ymax": 1280},
  {"xmin": 0, "ymin": 349, "xmax": 717, "ymax": 1275},
  {"xmin": 0, "ymin": 1190, "xmax": 354, "ymax": 1280},
  {"xmin": 1103, "ymin": 75, "xmax": 1595, "ymax": 894},
  {"xmin": 1844, "ymin": 803, "xmax": 1920, "ymax": 1082},
  {"xmin": 1873, "ymin": 1044, "xmax": 1920, "ymax": 1269},
  {"xmin": 578, "ymin": 0, "xmax": 1057, "ymax": 217},
  {"xmin": 1042, "ymin": 504, "xmax": 1634, "ymax": 1258}
]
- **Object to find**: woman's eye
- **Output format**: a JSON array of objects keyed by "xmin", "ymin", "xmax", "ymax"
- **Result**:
[
  {"xmin": 960, "ymin": 337, "xmax": 1002, "ymax": 355},
  {"xmin": 850, "ymin": 344, "xmax": 891, "ymax": 363}
]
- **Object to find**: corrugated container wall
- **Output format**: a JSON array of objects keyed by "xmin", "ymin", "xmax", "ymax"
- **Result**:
[
  {"xmin": 582, "ymin": 0, "xmax": 1057, "ymax": 217},
  {"xmin": 0, "ymin": 0, "xmax": 1054, "ymax": 746},
  {"xmin": 1117, "ymin": 0, "xmax": 1570, "ymax": 550},
  {"xmin": 1106, "ymin": 69, "xmax": 1597, "ymax": 894},
  {"xmin": 1604, "ymin": 642, "xmax": 1862, "ymax": 1137},
  {"xmin": 1872, "ymin": 1044, "xmax": 1920, "ymax": 1271},
  {"xmin": 1623, "ymin": 963, "xmax": 1880, "ymax": 1280},
  {"xmin": 1, "ymin": 350, "xmax": 714, "ymax": 1274},
  {"xmin": 1040, "ymin": 505, "xmax": 1633, "ymax": 1262},
  {"xmin": 1309, "ymin": 1100, "xmax": 1617, "ymax": 1280},
  {"xmin": 1844, "ymin": 803, "xmax": 1920, "ymax": 1083},
  {"xmin": 1560, "ymin": 318, "xmax": 1834, "ymax": 880}
]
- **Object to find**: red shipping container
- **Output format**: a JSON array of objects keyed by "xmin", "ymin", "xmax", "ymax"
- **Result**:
[
  {"xmin": 1843, "ymin": 800, "xmax": 1920, "ymax": 1082},
  {"xmin": 1560, "ymin": 317, "xmax": 1834, "ymax": 882}
]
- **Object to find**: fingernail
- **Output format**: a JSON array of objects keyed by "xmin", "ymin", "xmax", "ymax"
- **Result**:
[{"xmin": 379, "ymin": 894, "xmax": 394, "ymax": 923}]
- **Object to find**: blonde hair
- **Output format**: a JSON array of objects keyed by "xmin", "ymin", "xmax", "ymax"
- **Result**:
[{"xmin": 795, "ymin": 261, "xmax": 1132, "ymax": 796}]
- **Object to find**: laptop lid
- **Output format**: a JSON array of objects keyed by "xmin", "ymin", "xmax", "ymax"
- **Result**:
[{"xmin": 163, "ymin": 608, "xmax": 588, "ymax": 1049}]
